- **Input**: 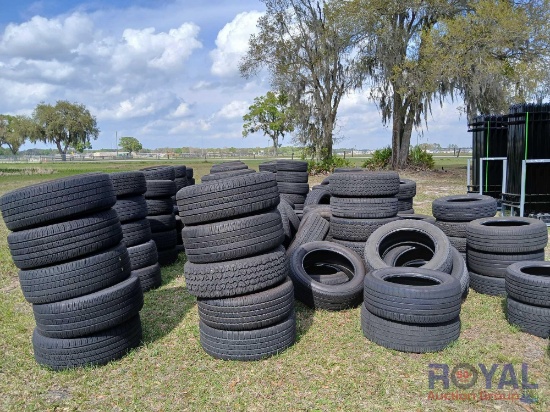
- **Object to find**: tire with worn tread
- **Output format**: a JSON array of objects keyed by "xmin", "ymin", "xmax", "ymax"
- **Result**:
[
  {"xmin": 146, "ymin": 198, "xmax": 174, "ymax": 215},
  {"xmin": 397, "ymin": 179, "xmax": 416, "ymax": 199},
  {"xmin": 140, "ymin": 165, "xmax": 175, "ymax": 181},
  {"xmin": 276, "ymin": 160, "xmax": 307, "ymax": 172},
  {"xmin": 505, "ymin": 261, "xmax": 550, "ymax": 307},
  {"xmin": 329, "ymin": 172, "xmax": 400, "ymax": 197},
  {"xmin": 126, "ymin": 240, "xmax": 158, "ymax": 270},
  {"xmin": 132, "ymin": 263, "xmax": 162, "ymax": 292},
  {"xmin": 398, "ymin": 213, "xmax": 435, "ymax": 223},
  {"xmin": 506, "ymin": 297, "xmax": 550, "ymax": 338},
  {"xmin": 305, "ymin": 188, "xmax": 331, "ymax": 205},
  {"xmin": 276, "ymin": 171, "xmax": 308, "ymax": 183},
  {"xmin": 469, "ymin": 271, "xmax": 506, "ymax": 296},
  {"xmin": 331, "ymin": 216, "xmax": 399, "ymax": 242},
  {"xmin": 286, "ymin": 212, "xmax": 330, "ymax": 257},
  {"xmin": 331, "ymin": 196, "xmax": 398, "ymax": 219},
  {"xmin": 121, "ymin": 219, "xmax": 152, "ymax": 247},
  {"xmin": 201, "ymin": 169, "xmax": 255, "ymax": 182},
  {"xmin": 467, "ymin": 249, "xmax": 545, "ymax": 278},
  {"xmin": 432, "ymin": 194, "xmax": 497, "ymax": 221},
  {"xmin": 113, "ymin": 196, "xmax": 148, "ymax": 222},
  {"xmin": 144, "ymin": 180, "xmax": 177, "ymax": 198},
  {"xmin": 110, "ymin": 171, "xmax": 147, "ymax": 196}
]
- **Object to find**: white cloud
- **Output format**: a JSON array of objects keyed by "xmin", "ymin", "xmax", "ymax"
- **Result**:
[
  {"xmin": 170, "ymin": 102, "xmax": 192, "ymax": 118},
  {"xmin": 95, "ymin": 92, "xmax": 176, "ymax": 120},
  {"xmin": 0, "ymin": 14, "xmax": 94, "ymax": 60},
  {"xmin": 210, "ymin": 11, "xmax": 263, "ymax": 77},
  {"xmin": 111, "ymin": 23, "xmax": 202, "ymax": 72},
  {"xmin": 216, "ymin": 100, "xmax": 249, "ymax": 119}
]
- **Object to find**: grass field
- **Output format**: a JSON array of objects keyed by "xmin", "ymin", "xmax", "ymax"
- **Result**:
[{"xmin": 0, "ymin": 158, "xmax": 548, "ymax": 412}]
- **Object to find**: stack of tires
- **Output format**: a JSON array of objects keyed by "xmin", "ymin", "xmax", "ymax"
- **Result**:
[
  {"xmin": 432, "ymin": 194, "xmax": 497, "ymax": 257},
  {"xmin": 466, "ymin": 216, "xmax": 547, "ymax": 296},
  {"xmin": 0, "ymin": 173, "xmax": 143, "ymax": 370},
  {"xmin": 361, "ymin": 267, "xmax": 462, "ymax": 352},
  {"xmin": 176, "ymin": 172, "xmax": 296, "ymax": 360},
  {"xmin": 186, "ymin": 167, "xmax": 195, "ymax": 186},
  {"xmin": 141, "ymin": 166, "xmax": 179, "ymax": 266},
  {"xmin": 328, "ymin": 171, "xmax": 401, "ymax": 259},
  {"xmin": 173, "ymin": 165, "xmax": 188, "ymax": 252},
  {"xmin": 259, "ymin": 160, "xmax": 277, "ymax": 173},
  {"xmin": 397, "ymin": 178, "xmax": 416, "ymax": 214},
  {"xmin": 111, "ymin": 171, "xmax": 161, "ymax": 292},
  {"xmin": 202, "ymin": 161, "xmax": 254, "ymax": 181},
  {"xmin": 275, "ymin": 160, "xmax": 309, "ymax": 213},
  {"xmin": 505, "ymin": 261, "xmax": 550, "ymax": 338},
  {"xmin": 303, "ymin": 185, "xmax": 331, "ymax": 222}
]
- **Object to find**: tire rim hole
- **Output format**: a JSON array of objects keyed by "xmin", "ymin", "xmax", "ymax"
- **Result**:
[
  {"xmin": 519, "ymin": 266, "xmax": 550, "ymax": 277},
  {"xmin": 482, "ymin": 221, "xmax": 529, "ymax": 227},
  {"xmin": 384, "ymin": 275, "xmax": 441, "ymax": 287}
]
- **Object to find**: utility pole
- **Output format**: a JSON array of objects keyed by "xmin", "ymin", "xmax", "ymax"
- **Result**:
[{"xmin": 116, "ymin": 131, "xmax": 118, "ymax": 158}]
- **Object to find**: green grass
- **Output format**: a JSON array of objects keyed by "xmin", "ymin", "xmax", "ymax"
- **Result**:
[{"xmin": 0, "ymin": 158, "xmax": 548, "ymax": 411}]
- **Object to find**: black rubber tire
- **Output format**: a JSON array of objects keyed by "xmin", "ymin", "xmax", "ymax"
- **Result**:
[
  {"xmin": 199, "ymin": 312, "xmax": 296, "ymax": 361},
  {"xmin": 303, "ymin": 204, "xmax": 331, "ymax": 221},
  {"xmin": 280, "ymin": 198, "xmax": 301, "ymax": 234},
  {"xmin": 144, "ymin": 180, "xmax": 177, "ymax": 198},
  {"xmin": 158, "ymin": 247, "xmax": 179, "ymax": 266},
  {"xmin": 364, "ymin": 219, "xmax": 453, "ymax": 274},
  {"xmin": 467, "ymin": 217, "xmax": 548, "ymax": 253},
  {"xmin": 332, "ymin": 238, "xmax": 366, "ymax": 259},
  {"xmin": 363, "ymin": 267, "xmax": 462, "ymax": 324},
  {"xmin": 184, "ymin": 246, "xmax": 288, "ymax": 298},
  {"xmin": 397, "ymin": 179, "xmax": 416, "ymax": 199},
  {"xmin": 276, "ymin": 160, "xmax": 308, "ymax": 172},
  {"xmin": 201, "ymin": 169, "xmax": 255, "ymax": 182},
  {"xmin": 174, "ymin": 177, "xmax": 188, "ymax": 191},
  {"xmin": 432, "ymin": 194, "xmax": 497, "ymax": 222},
  {"xmin": 277, "ymin": 182, "xmax": 310, "ymax": 195},
  {"xmin": 277, "ymin": 201, "xmax": 293, "ymax": 245},
  {"xmin": 151, "ymin": 229, "xmax": 177, "ymax": 251},
  {"xmin": 146, "ymin": 198, "xmax": 174, "ymax": 215},
  {"xmin": 361, "ymin": 304, "xmax": 460, "ymax": 353},
  {"xmin": 399, "ymin": 208, "xmax": 415, "ymax": 214},
  {"xmin": 289, "ymin": 241, "xmax": 365, "ymax": 310},
  {"xmin": 1, "ymin": 173, "xmax": 116, "ymax": 231},
  {"xmin": 197, "ymin": 277, "xmax": 294, "ymax": 331},
  {"xmin": 173, "ymin": 165, "xmax": 187, "ymax": 178},
  {"xmin": 32, "ymin": 314, "xmax": 142, "ymax": 371},
  {"xmin": 450, "ymin": 247, "xmax": 469, "ymax": 295},
  {"xmin": 467, "ymin": 248, "xmax": 545, "ymax": 278},
  {"xmin": 330, "ymin": 216, "xmax": 399, "ymax": 242},
  {"xmin": 113, "ymin": 195, "xmax": 148, "ymax": 222},
  {"xmin": 19, "ymin": 243, "xmax": 131, "ymax": 304},
  {"xmin": 176, "ymin": 172, "xmax": 279, "ymax": 226},
  {"xmin": 147, "ymin": 214, "xmax": 176, "ymax": 233},
  {"xmin": 140, "ymin": 165, "xmax": 175, "ymax": 181},
  {"xmin": 126, "ymin": 240, "xmax": 158, "ymax": 271},
  {"xmin": 280, "ymin": 193, "xmax": 307, "ymax": 206},
  {"xmin": 469, "ymin": 271, "xmax": 506, "ymax": 296},
  {"xmin": 7, "ymin": 210, "xmax": 123, "ymax": 270},
  {"xmin": 333, "ymin": 168, "xmax": 366, "ymax": 173},
  {"xmin": 189, "ymin": 177, "xmax": 196, "ymax": 185},
  {"xmin": 329, "ymin": 172, "xmax": 400, "ymax": 197},
  {"xmin": 506, "ymin": 297, "xmax": 550, "ymax": 338},
  {"xmin": 132, "ymin": 263, "xmax": 162, "ymax": 292},
  {"xmin": 210, "ymin": 162, "xmax": 248, "ymax": 173},
  {"xmin": 286, "ymin": 212, "xmax": 330, "ymax": 257},
  {"xmin": 320, "ymin": 176, "xmax": 330, "ymax": 185},
  {"xmin": 33, "ymin": 274, "xmax": 143, "ymax": 338},
  {"xmin": 330, "ymin": 197, "xmax": 398, "ymax": 219},
  {"xmin": 121, "ymin": 219, "xmax": 152, "ymax": 247},
  {"xmin": 309, "ymin": 272, "xmax": 350, "ymax": 285},
  {"xmin": 259, "ymin": 161, "xmax": 277, "ymax": 173},
  {"xmin": 305, "ymin": 188, "xmax": 331, "ymax": 205},
  {"xmin": 449, "ymin": 236, "xmax": 467, "ymax": 253},
  {"xmin": 110, "ymin": 171, "xmax": 147, "ymax": 196},
  {"xmin": 505, "ymin": 261, "xmax": 550, "ymax": 307},
  {"xmin": 398, "ymin": 213, "xmax": 436, "ymax": 224},
  {"xmin": 186, "ymin": 167, "xmax": 194, "ymax": 178},
  {"xmin": 182, "ymin": 210, "xmax": 285, "ymax": 264},
  {"xmin": 276, "ymin": 171, "xmax": 309, "ymax": 183},
  {"xmin": 398, "ymin": 198, "xmax": 414, "ymax": 212},
  {"xmin": 435, "ymin": 220, "xmax": 468, "ymax": 238}
]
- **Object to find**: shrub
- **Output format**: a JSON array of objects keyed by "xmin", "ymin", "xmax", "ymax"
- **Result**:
[
  {"xmin": 361, "ymin": 145, "xmax": 434, "ymax": 170},
  {"xmin": 408, "ymin": 145, "xmax": 434, "ymax": 170},
  {"xmin": 307, "ymin": 156, "xmax": 352, "ymax": 174},
  {"xmin": 362, "ymin": 146, "xmax": 392, "ymax": 170}
]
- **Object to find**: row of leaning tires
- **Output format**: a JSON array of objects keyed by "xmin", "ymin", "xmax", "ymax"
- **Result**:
[
  {"xmin": 0, "ymin": 173, "xmax": 144, "ymax": 370},
  {"xmin": 176, "ymin": 172, "xmax": 297, "ymax": 360}
]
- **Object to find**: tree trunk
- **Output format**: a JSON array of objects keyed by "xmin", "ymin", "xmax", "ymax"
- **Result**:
[
  {"xmin": 391, "ymin": 93, "xmax": 414, "ymax": 170},
  {"xmin": 272, "ymin": 136, "xmax": 278, "ymax": 157},
  {"xmin": 55, "ymin": 140, "xmax": 67, "ymax": 161}
]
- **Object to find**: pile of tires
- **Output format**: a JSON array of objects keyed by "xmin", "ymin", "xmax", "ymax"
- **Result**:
[
  {"xmin": 172, "ymin": 165, "xmax": 188, "ymax": 252},
  {"xmin": 329, "ymin": 171, "xmax": 401, "ymax": 259},
  {"xmin": 303, "ymin": 184, "xmax": 331, "ymax": 223},
  {"xmin": 111, "ymin": 171, "xmax": 161, "ymax": 292},
  {"xmin": 186, "ymin": 167, "xmax": 195, "ymax": 186},
  {"xmin": 397, "ymin": 178, "xmax": 416, "ymax": 214},
  {"xmin": 275, "ymin": 160, "xmax": 309, "ymax": 213},
  {"xmin": 505, "ymin": 261, "xmax": 550, "ymax": 338},
  {"xmin": 202, "ymin": 161, "xmax": 254, "ymax": 182},
  {"xmin": 432, "ymin": 194, "xmax": 497, "ymax": 257},
  {"xmin": 141, "ymin": 166, "xmax": 179, "ymax": 266},
  {"xmin": 176, "ymin": 172, "xmax": 296, "ymax": 361},
  {"xmin": 466, "ymin": 216, "xmax": 547, "ymax": 296},
  {"xmin": 277, "ymin": 197, "xmax": 301, "ymax": 247},
  {"xmin": 286, "ymin": 211, "xmax": 330, "ymax": 257},
  {"xmin": 361, "ymin": 267, "xmax": 462, "ymax": 352},
  {"xmin": 289, "ymin": 241, "xmax": 365, "ymax": 310},
  {"xmin": 259, "ymin": 160, "xmax": 277, "ymax": 173},
  {"xmin": 0, "ymin": 173, "xmax": 143, "ymax": 370}
]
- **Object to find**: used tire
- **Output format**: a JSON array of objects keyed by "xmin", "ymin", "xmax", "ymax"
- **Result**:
[
  {"xmin": 199, "ymin": 312, "xmax": 296, "ymax": 361},
  {"xmin": 32, "ymin": 315, "xmax": 142, "ymax": 370},
  {"xmin": 506, "ymin": 261, "xmax": 550, "ymax": 307},
  {"xmin": 329, "ymin": 172, "xmax": 400, "ymax": 197},
  {"xmin": 286, "ymin": 212, "xmax": 330, "ymax": 257},
  {"xmin": 467, "ymin": 248, "xmax": 545, "ymax": 278},
  {"xmin": 126, "ymin": 240, "xmax": 158, "ymax": 270},
  {"xmin": 331, "ymin": 197, "xmax": 398, "ymax": 219},
  {"xmin": 113, "ymin": 196, "xmax": 148, "ymax": 222},
  {"xmin": 289, "ymin": 241, "xmax": 365, "ymax": 310},
  {"xmin": 276, "ymin": 160, "xmax": 307, "ymax": 172},
  {"xmin": 506, "ymin": 297, "xmax": 550, "ymax": 338},
  {"xmin": 469, "ymin": 271, "xmax": 506, "ymax": 296},
  {"xmin": 151, "ymin": 229, "xmax": 177, "ymax": 251},
  {"xmin": 197, "ymin": 277, "xmax": 294, "ymax": 331},
  {"xmin": 7, "ymin": 210, "xmax": 123, "ymax": 270},
  {"xmin": 1, "ymin": 173, "xmax": 116, "ymax": 231},
  {"xmin": 146, "ymin": 198, "xmax": 174, "ymax": 216},
  {"xmin": 201, "ymin": 169, "xmax": 255, "ymax": 182},
  {"xmin": 363, "ymin": 267, "xmax": 462, "ymax": 324},
  {"xmin": 305, "ymin": 187, "xmax": 331, "ymax": 205},
  {"xmin": 110, "ymin": 171, "xmax": 147, "ymax": 197},
  {"xmin": 397, "ymin": 179, "xmax": 416, "ymax": 199},
  {"xmin": 277, "ymin": 182, "xmax": 310, "ymax": 195},
  {"xmin": 19, "ymin": 243, "xmax": 131, "ymax": 304},
  {"xmin": 158, "ymin": 247, "xmax": 179, "ymax": 266},
  {"xmin": 140, "ymin": 165, "xmax": 175, "ymax": 181},
  {"xmin": 435, "ymin": 220, "xmax": 468, "ymax": 238},
  {"xmin": 432, "ymin": 194, "xmax": 497, "ymax": 222},
  {"xmin": 330, "ymin": 216, "xmax": 399, "ymax": 242},
  {"xmin": 121, "ymin": 219, "xmax": 152, "ymax": 247},
  {"xmin": 182, "ymin": 210, "xmax": 285, "ymax": 264},
  {"xmin": 144, "ymin": 180, "xmax": 177, "ymax": 198},
  {"xmin": 147, "ymin": 214, "xmax": 176, "ymax": 233},
  {"xmin": 466, "ymin": 217, "xmax": 548, "ymax": 254},
  {"xmin": 33, "ymin": 274, "xmax": 143, "ymax": 338},
  {"xmin": 397, "ymin": 213, "xmax": 436, "ymax": 224},
  {"xmin": 132, "ymin": 263, "xmax": 162, "ymax": 292},
  {"xmin": 210, "ymin": 162, "xmax": 248, "ymax": 173},
  {"xmin": 184, "ymin": 246, "xmax": 288, "ymax": 298},
  {"xmin": 361, "ymin": 304, "xmax": 460, "ymax": 353}
]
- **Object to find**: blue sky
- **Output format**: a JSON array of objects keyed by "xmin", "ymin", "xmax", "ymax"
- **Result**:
[{"xmin": 0, "ymin": 0, "xmax": 471, "ymax": 152}]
